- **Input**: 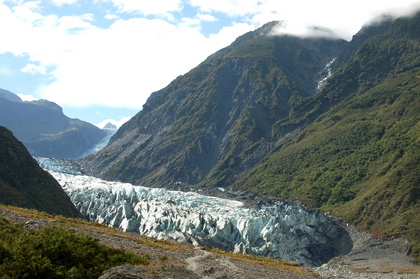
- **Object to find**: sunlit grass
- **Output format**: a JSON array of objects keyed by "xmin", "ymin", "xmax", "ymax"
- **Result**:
[
  {"xmin": 204, "ymin": 247, "xmax": 316, "ymax": 275},
  {"xmin": 0, "ymin": 203, "xmax": 313, "ymax": 274}
]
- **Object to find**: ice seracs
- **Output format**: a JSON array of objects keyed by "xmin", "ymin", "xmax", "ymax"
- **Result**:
[{"xmin": 47, "ymin": 167, "xmax": 352, "ymax": 267}]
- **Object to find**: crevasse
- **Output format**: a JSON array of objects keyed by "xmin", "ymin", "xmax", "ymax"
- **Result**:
[{"xmin": 46, "ymin": 166, "xmax": 352, "ymax": 267}]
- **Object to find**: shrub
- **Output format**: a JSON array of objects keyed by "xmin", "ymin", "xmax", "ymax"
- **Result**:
[{"xmin": 0, "ymin": 216, "xmax": 148, "ymax": 279}]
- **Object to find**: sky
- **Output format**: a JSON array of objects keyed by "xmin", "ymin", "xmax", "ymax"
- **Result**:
[{"xmin": 0, "ymin": 0, "xmax": 419, "ymax": 127}]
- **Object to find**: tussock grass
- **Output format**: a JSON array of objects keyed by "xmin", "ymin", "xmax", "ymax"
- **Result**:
[{"xmin": 204, "ymin": 247, "xmax": 316, "ymax": 275}]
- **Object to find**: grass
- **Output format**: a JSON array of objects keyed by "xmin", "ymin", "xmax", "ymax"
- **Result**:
[
  {"xmin": 204, "ymin": 247, "xmax": 316, "ymax": 276},
  {"xmin": 0, "ymin": 204, "xmax": 310, "ymax": 275}
]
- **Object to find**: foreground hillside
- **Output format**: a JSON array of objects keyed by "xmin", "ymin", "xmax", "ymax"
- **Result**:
[
  {"xmin": 0, "ymin": 126, "xmax": 83, "ymax": 217},
  {"xmin": 2, "ymin": 205, "xmax": 420, "ymax": 278},
  {"xmin": 0, "ymin": 205, "xmax": 317, "ymax": 279},
  {"xmin": 0, "ymin": 89, "xmax": 106, "ymax": 159}
]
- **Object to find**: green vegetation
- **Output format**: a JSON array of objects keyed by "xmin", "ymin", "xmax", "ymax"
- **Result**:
[
  {"xmin": 234, "ymin": 13, "xmax": 420, "ymax": 264},
  {"xmin": 0, "ymin": 126, "xmax": 83, "ymax": 218},
  {"xmin": 272, "ymin": 14, "xmax": 420, "ymax": 138},
  {"xmin": 0, "ymin": 216, "xmax": 148, "ymax": 279}
]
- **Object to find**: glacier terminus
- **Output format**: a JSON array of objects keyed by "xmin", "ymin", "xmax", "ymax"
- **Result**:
[{"xmin": 38, "ymin": 157, "xmax": 352, "ymax": 267}]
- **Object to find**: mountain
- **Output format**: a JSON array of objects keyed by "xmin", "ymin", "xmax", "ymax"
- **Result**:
[
  {"xmin": 80, "ymin": 21, "xmax": 346, "ymax": 187},
  {"xmin": 79, "ymin": 13, "xmax": 420, "ymax": 262},
  {"xmin": 0, "ymin": 126, "xmax": 83, "ymax": 217},
  {"xmin": 0, "ymin": 90, "xmax": 107, "ymax": 159},
  {"xmin": 0, "ymin": 88, "xmax": 22, "ymax": 102},
  {"xmin": 234, "ymin": 13, "xmax": 420, "ymax": 262},
  {"xmin": 103, "ymin": 122, "xmax": 117, "ymax": 129}
]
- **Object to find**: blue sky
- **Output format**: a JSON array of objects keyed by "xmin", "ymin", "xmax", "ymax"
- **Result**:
[{"xmin": 1, "ymin": 0, "xmax": 419, "ymax": 127}]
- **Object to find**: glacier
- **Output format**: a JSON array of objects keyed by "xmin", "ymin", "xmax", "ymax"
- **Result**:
[
  {"xmin": 79, "ymin": 127, "xmax": 117, "ymax": 158},
  {"xmin": 38, "ymin": 158, "xmax": 352, "ymax": 267}
]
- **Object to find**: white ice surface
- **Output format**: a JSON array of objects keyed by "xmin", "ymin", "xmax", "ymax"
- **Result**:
[{"xmin": 40, "ymin": 158, "xmax": 350, "ymax": 267}]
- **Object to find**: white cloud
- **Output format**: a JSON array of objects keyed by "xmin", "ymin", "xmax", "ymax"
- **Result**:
[
  {"xmin": 197, "ymin": 13, "xmax": 217, "ymax": 22},
  {"xmin": 12, "ymin": 4, "xmax": 42, "ymax": 22},
  {"xmin": 96, "ymin": 116, "xmax": 131, "ymax": 128},
  {"xmin": 191, "ymin": 0, "xmax": 420, "ymax": 40},
  {"xmin": 208, "ymin": 23, "xmax": 255, "ymax": 47},
  {"xmin": 50, "ymin": 0, "xmax": 78, "ymax": 6},
  {"xmin": 17, "ymin": 93, "xmax": 38, "ymax": 101},
  {"xmin": 191, "ymin": 0, "xmax": 263, "ymax": 17},
  {"xmin": 105, "ymin": 13, "xmax": 119, "ymax": 20},
  {"xmin": 40, "ymin": 17, "xmax": 236, "ymax": 108},
  {"xmin": 102, "ymin": 0, "xmax": 183, "ymax": 15},
  {"xmin": 58, "ymin": 14, "xmax": 94, "ymax": 30},
  {"xmin": 180, "ymin": 17, "xmax": 201, "ymax": 28},
  {"xmin": 21, "ymin": 63, "xmax": 47, "ymax": 75},
  {"xmin": 22, "ymin": 1, "xmax": 42, "ymax": 10},
  {"xmin": 1, "ymin": 0, "xmax": 419, "ymax": 114}
]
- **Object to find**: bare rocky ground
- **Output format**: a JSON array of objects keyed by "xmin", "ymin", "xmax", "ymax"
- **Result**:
[
  {"xmin": 1, "ymin": 207, "xmax": 419, "ymax": 279},
  {"xmin": 312, "ymin": 224, "xmax": 420, "ymax": 279}
]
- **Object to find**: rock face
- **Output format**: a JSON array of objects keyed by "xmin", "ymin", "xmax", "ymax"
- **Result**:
[
  {"xmin": 50, "ymin": 170, "xmax": 351, "ymax": 267},
  {"xmin": 79, "ymin": 21, "xmax": 346, "ymax": 187},
  {"xmin": 0, "ymin": 126, "xmax": 83, "ymax": 218},
  {"xmin": 0, "ymin": 90, "xmax": 107, "ymax": 159}
]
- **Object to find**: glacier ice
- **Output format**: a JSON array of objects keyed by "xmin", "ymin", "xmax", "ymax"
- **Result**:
[
  {"xmin": 43, "ymin": 163, "xmax": 352, "ymax": 267},
  {"xmin": 79, "ymin": 128, "xmax": 117, "ymax": 158}
]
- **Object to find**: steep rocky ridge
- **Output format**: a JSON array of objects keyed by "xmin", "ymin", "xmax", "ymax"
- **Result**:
[
  {"xmin": 80, "ymin": 21, "xmax": 346, "ymax": 187},
  {"xmin": 0, "ymin": 126, "xmax": 83, "ymax": 217},
  {"xmin": 0, "ymin": 90, "xmax": 107, "ymax": 158}
]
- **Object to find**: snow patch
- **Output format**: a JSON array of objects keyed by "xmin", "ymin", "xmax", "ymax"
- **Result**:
[{"xmin": 316, "ymin": 57, "xmax": 336, "ymax": 92}]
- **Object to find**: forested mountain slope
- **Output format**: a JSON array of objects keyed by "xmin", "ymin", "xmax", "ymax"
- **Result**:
[
  {"xmin": 0, "ymin": 126, "xmax": 83, "ymax": 217},
  {"xmin": 234, "ymin": 13, "xmax": 420, "ymax": 262}
]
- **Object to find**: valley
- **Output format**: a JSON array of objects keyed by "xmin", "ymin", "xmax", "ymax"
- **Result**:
[
  {"xmin": 41, "ymin": 158, "xmax": 351, "ymax": 267},
  {"xmin": 2, "ymin": 170, "xmax": 420, "ymax": 278},
  {"xmin": 0, "ymin": 10, "xmax": 418, "ymax": 279}
]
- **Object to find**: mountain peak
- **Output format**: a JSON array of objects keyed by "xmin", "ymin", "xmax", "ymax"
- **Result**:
[
  {"xmin": 0, "ymin": 89, "xmax": 107, "ymax": 159},
  {"xmin": 0, "ymin": 88, "xmax": 22, "ymax": 102},
  {"xmin": 103, "ymin": 122, "xmax": 117, "ymax": 129}
]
